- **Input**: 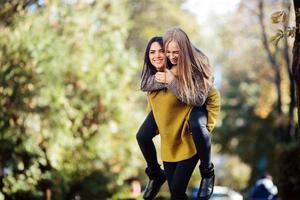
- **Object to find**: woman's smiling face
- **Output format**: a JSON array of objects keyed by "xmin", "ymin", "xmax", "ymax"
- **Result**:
[
  {"xmin": 149, "ymin": 42, "xmax": 165, "ymax": 71},
  {"xmin": 166, "ymin": 40, "xmax": 180, "ymax": 65}
]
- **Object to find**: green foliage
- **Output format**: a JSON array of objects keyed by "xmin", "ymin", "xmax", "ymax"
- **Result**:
[
  {"xmin": 0, "ymin": 0, "xmax": 39, "ymax": 25},
  {"xmin": 126, "ymin": 0, "xmax": 203, "ymax": 56},
  {"xmin": 215, "ymin": 66, "xmax": 279, "ymax": 183},
  {"xmin": 214, "ymin": 0, "xmax": 296, "ymax": 186},
  {"xmin": 0, "ymin": 0, "xmax": 141, "ymax": 199},
  {"xmin": 66, "ymin": 170, "xmax": 117, "ymax": 199}
]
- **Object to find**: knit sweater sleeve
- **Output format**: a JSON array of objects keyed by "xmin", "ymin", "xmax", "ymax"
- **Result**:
[
  {"xmin": 167, "ymin": 74, "xmax": 211, "ymax": 107},
  {"xmin": 141, "ymin": 74, "xmax": 166, "ymax": 92},
  {"xmin": 205, "ymin": 86, "xmax": 221, "ymax": 132}
]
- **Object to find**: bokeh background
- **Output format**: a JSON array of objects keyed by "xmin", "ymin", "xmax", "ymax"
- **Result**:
[{"xmin": 0, "ymin": 0, "xmax": 299, "ymax": 199}]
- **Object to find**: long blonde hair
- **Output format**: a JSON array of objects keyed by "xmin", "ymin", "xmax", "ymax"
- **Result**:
[{"xmin": 163, "ymin": 27, "xmax": 212, "ymax": 104}]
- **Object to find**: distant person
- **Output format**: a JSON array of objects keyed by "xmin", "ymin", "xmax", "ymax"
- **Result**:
[{"xmin": 250, "ymin": 173, "xmax": 279, "ymax": 200}]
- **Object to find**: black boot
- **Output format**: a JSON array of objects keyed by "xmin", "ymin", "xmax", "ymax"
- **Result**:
[
  {"xmin": 197, "ymin": 164, "xmax": 215, "ymax": 200},
  {"xmin": 143, "ymin": 167, "xmax": 166, "ymax": 200}
]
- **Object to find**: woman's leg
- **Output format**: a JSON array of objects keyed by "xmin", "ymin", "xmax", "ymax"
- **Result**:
[
  {"xmin": 189, "ymin": 106, "xmax": 215, "ymax": 199},
  {"xmin": 136, "ymin": 111, "xmax": 166, "ymax": 199},
  {"xmin": 163, "ymin": 161, "xmax": 177, "ymax": 193},
  {"xmin": 163, "ymin": 155, "xmax": 198, "ymax": 200},
  {"xmin": 136, "ymin": 111, "xmax": 160, "ymax": 171},
  {"xmin": 189, "ymin": 106, "xmax": 211, "ymax": 169}
]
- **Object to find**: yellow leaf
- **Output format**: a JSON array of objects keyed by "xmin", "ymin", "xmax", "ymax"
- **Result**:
[{"xmin": 271, "ymin": 11, "xmax": 287, "ymax": 24}]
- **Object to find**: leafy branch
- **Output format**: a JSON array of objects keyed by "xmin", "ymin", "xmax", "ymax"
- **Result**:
[{"xmin": 270, "ymin": 9, "xmax": 300, "ymax": 45}]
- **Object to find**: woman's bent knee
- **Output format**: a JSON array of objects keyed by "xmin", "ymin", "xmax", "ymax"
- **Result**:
[
  {"xmin": 189, "ymin": 107, "xmax": 208, "ymax": 132},
  {"xmin": 136, "ymin": 128, "xmax": 154, "ymax": 142}
]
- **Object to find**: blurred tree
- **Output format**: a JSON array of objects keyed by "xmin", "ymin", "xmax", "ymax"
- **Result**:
[
  {"xmin": 214, "ymin": 154, "xmax": 251, "ymax": 190},
  {"xmin": 214, "ymin": 0, "xmax": 300, "ymax": 198},
  {"xmin": 0, "ymin": 0, "xmax": 39, "ymax": 25},
  {"xmin": 258, "ymin": 0, "xmax": 282, "ymax": 115},
  {"xmin": 259, "ymin": 0, "xmax": 295, "ymax": 141},
  {"xmin": 0, "ymin": 0, "xmax": 141, "ymax": 199},
  {"xmin": 269, "ymin": 0, "xmax": 300, "ymax": 198},
  {"xmin": 126, "ymin": 0, "xmax": 204, "ymax": 56},
  {"xmin": 280, "ymin": 0, "xmax": 300, "ymax": 198},
  {"xmin": 214, "ymin": 0, "xmax": 298, "ymax": 185},
  {"xmin": 281, "ymin": 0, "xmax": 296, "ymax": 139},
  {"xmin": 292, "ymin": 0, "xmax": 300, "ymax": 139}
]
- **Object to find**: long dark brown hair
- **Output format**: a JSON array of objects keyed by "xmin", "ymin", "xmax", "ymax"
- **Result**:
[{"xmin": 140, "ymin": 36, "xmax": 171, "ymax": 90}]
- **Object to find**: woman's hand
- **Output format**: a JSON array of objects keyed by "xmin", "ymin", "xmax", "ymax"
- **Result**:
[
  {"xmin": 155, "ymin": 69, "xmax": 175, "ymax": 84},
  {"xmin": 170, "ymin": 66, "xmax": 178, "ymax": 76}
]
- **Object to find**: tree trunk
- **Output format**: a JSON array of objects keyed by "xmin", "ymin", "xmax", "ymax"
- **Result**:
[
  {"xmin": 292, "ymin": 0, "xmax": 300, "ymax": 160},
  {"xmin": 282, "ymin": 0, "xmax": 295, "ymax": 141},
  {"xmin": 258, "ymin": 0, "xmax": 283, "ymax": 115}
]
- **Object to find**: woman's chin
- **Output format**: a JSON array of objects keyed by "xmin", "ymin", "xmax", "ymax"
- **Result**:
[{"xmin": 156, "ymin": 67, "xmax": 164, "ymax": 72}]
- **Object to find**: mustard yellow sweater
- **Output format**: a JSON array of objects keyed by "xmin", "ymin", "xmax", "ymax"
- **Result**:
[
  {"xmin": 148, "ymin": 87, "xmax": 220, "ymax": 162},
  {"xmin": 206, "ymin": 87, "xmax": 221, "ymax": 132}
]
